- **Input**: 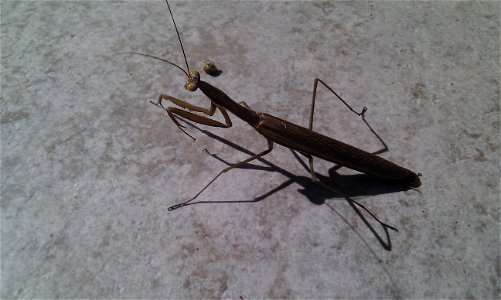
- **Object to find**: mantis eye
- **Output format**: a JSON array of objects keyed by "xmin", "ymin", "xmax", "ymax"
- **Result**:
[{"xmin": 185, "ymin": 82, "xmax": 198, "ymax": 91}]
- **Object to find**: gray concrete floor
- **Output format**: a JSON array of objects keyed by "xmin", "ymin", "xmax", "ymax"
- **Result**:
[{"xmin": 2, "ymin": 1, "xmax": 499, "ymax": 298}]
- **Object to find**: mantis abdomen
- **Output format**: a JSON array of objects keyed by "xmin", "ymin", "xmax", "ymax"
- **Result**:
[{"xmin": 255, "ymin": 113, "xmax": 421, "ymax": 187}]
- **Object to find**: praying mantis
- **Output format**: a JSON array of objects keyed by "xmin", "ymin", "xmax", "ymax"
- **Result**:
[{"xmin": 133, "ymin": 1, "xmax": 421, "ymax": 211}]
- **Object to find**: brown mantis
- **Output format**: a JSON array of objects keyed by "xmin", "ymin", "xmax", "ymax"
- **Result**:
[{"xmin": 135, "ymin": 1, "xmax": 421, "ymax": 211}]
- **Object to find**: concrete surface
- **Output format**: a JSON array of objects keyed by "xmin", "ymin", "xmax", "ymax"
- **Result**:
[{"xmin": 2, "ymin": 1, "xmax": 499, "ymax": 298}]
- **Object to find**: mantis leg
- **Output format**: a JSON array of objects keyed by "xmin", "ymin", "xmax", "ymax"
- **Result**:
[
  {"xmin": 309, "ymin": 78, "xmax": 367, "ymax": 131},
  {"xmin": 308, "ymin": 78, "xmax": 391, "ymax": 150},
  {"xmin": 306, "ymin": 80, "xmax": 399, "ymax": 247},
  {"xmin": 154, "ymin": 94, "xmax": 217, "ymax": 115},
  {"xmin": 165, "ymin": 107, "xmax": 232, "ymax": 140},
  {"xmin": 306, "ymin": 79, "xmax": 406, "ymax": 188},
  {"xmin": 307, "ymin": 78, "xmax": 373, "ymax": 181},
  {"xmin": 168, "ymin": 139, "xmax": 274, "ymax": 211},
  {"xmin": 152, "ymin": 94, "xmax": 232, "ymax": 140}
]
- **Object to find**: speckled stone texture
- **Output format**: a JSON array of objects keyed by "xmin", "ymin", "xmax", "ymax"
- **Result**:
[{"xmin": 2, "ymin": 1, "xmax": 499, "ymax": 298}]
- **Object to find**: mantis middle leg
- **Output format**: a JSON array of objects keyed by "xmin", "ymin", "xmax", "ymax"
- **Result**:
[{"xmin": 168, "ymin": 139, "xmax": 274, "ymax": 210}]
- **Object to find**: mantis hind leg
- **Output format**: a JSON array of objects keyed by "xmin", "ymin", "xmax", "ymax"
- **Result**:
[
  {"xmin": 308, "ymin": 78, "xmax": 367, "ymax": 131},
  {"xmin": 306, "ymin": 80, "xmax": 399, "ymax": 249},
  {"xmin": 307, "ymin": 78, "xmax": 388, "ymax": 181}
]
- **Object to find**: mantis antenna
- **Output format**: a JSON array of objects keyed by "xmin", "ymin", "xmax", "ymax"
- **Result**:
[{"xmin": 165, "ymin": 0, "xmax": 191, "ymax": 76}]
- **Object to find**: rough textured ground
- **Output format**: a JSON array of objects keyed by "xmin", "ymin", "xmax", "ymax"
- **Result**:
[{"xmin": 2, "ymin": 1, "xmax": 499, "ymax": 298}]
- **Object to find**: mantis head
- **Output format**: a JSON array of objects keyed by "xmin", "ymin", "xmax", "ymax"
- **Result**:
[{"xmin": 185, "ymin": 70, "xmax": 200, "ymax": 92}]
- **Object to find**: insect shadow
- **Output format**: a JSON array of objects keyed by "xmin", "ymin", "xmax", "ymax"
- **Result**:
[{"xmin": 175, "ymin": 118, "xmax": 415, "ymax": 251}]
